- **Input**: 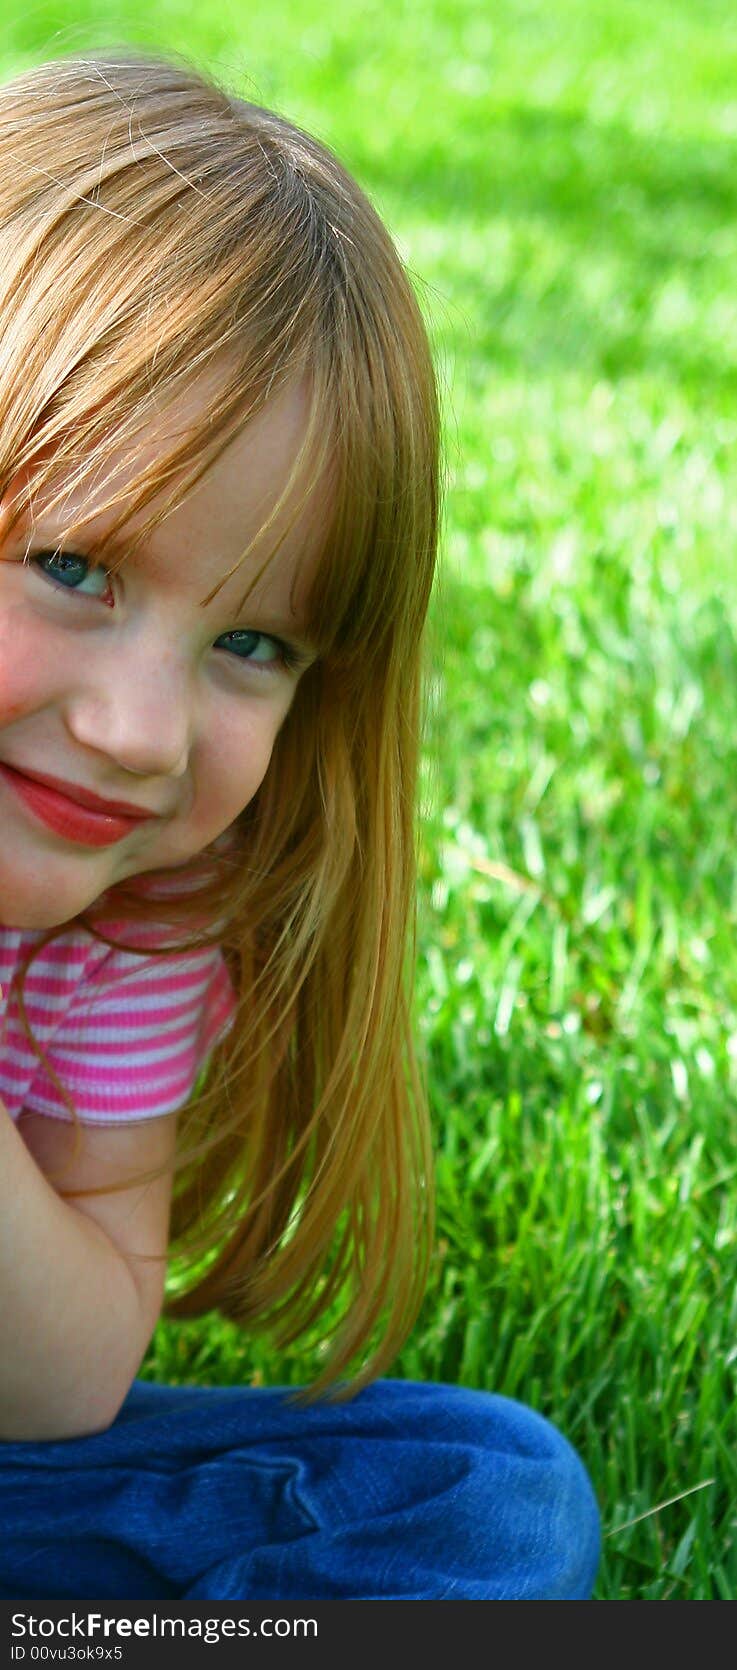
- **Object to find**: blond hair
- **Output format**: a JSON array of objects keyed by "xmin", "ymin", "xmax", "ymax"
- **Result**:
[{"xmin": 0, "ymin": 47, "xmax": 443, "ymax": 1404}]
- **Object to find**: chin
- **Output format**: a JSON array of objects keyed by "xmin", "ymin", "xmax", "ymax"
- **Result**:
[
  {"xmin": 0, "ymin": 874, "xmax": 98, "ymax": 932},
  {"xmin": 0, "ymin": 899, "xmax": 74, "ymax": 931}
]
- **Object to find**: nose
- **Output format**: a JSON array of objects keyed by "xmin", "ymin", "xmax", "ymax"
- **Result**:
[{"xmin": 63, "ymin": 637, "xmax": 192, "ymax": 781}]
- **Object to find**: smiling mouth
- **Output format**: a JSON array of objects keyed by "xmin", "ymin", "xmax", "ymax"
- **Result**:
[
  {"xmin": 0, "ymin": 764, "xmax": 158, "ymax": 818},
  {"xmin": 0, "ymin": 763, "xmax": 153, "ymax": 847}
]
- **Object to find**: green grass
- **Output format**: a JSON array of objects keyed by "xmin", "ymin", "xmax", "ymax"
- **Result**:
[{"xmin": 3, "ymin": 0, "xmax": 737, "ymax": 1600}]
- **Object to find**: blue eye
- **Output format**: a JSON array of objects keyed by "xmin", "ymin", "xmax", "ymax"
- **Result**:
[
  {"xmin": 32, "ymin": 548, "xmax": 110, "ymax": 599},
  {"xmin": 29, "ymin": 549, "xmax": 309, "ymax": 678},
  {"xmin": 217, "ymin": 628, "xmax": 305, "ymax": 675}
]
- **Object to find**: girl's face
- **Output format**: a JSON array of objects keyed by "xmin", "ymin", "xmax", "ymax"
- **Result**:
[{"xmin": 0, "ymin": 375, "xmax": 322, "ymax": 930}]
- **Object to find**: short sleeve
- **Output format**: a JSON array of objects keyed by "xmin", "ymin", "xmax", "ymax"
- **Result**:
[{"xmin": 20, "ymin": 941, "xmax": 238, "ymax": 1126}]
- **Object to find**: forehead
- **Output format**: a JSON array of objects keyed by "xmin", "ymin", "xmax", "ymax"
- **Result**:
[{"xmin": 17, "ymin": 372, "xmax": 326, "ymax": 629}]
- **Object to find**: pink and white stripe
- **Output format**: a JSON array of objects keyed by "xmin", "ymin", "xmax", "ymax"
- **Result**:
[{"xmin": 0, "ymin": 857, "xmax": 238, "ymax": 1125}]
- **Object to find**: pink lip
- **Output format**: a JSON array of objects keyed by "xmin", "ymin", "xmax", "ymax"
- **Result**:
[
  {"xmin": 0, "ymin": 764, "xmax": 156, "ymax": 848},
  {"xmin": 0, "ymin": 766, "xmax": 157, "ymax": 818}
]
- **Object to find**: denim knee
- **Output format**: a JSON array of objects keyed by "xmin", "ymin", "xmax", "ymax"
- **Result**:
[
  {"xmin": 439, "ymin": 1388, "xmax": 601, "ymax": 1599},
  {"xmin": 255, "ymin": 1379, "xmax": 602, "ymax": 1601}
]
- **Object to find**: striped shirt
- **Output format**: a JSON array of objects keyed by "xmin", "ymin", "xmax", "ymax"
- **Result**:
[{"xmin": 0, "ymin": 851, "xmax": 238, "ymax": 1127}]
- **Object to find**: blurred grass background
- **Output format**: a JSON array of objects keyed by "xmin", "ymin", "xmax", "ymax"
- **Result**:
[{"xmin": 3, "ymin": 0, "xmax": 737, "ymax": 1600}]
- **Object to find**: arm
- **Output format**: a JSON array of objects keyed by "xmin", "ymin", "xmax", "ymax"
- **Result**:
[{"xmin": 0, "ymin": 1096, "xmax": 177, "ymax": 1442}]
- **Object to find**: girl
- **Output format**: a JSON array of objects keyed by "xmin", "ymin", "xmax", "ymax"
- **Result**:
[{"xmin": 0, "ymin": 48, "xmax": 600, "ymax": 1600}]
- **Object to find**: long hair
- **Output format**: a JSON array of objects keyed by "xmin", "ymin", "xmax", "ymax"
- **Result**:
[{"xmin": 0, "ymin": 47, "xmax": 443, "ymax": 1404}]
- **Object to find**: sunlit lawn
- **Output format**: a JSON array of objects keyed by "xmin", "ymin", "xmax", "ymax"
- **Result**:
[{"xmin": 3, "ymin": 0, "xmax": 737, "ymax": 1599}]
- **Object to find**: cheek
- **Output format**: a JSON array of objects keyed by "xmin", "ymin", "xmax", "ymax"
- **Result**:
[
  {"xmin": 0, "ymin": 611, "xmax": 50, "ymax": 724},
  {"xmin": 203, "ymin": 716, "xmax": 279, "ymax": 810}
]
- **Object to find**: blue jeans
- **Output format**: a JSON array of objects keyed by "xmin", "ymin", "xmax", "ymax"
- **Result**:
[{"xmin": 0, "ymin": 1377, "xmax": 601, "ymax": 1600}]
